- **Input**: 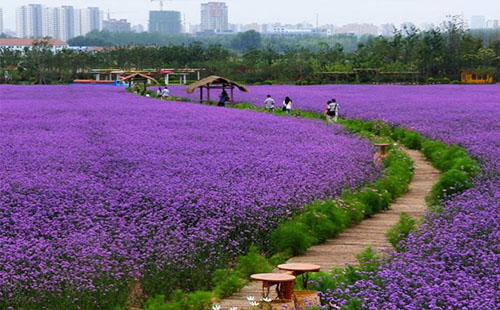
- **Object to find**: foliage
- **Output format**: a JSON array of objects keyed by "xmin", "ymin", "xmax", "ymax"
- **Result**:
[
  {"xmin": 234, "ymin": 246, "xmax": 273, "ymax": 278},
  {"xmin": 143, "ymin": 291, "xmax": 212, "ymax": 310},
  {"xmin": 385, "ymin": 213, "xmax": 417, "ymax": 251},
  {"xmin": 212, "ymin": 270, "xmax": 245, "ymax": 299},
  {"xmin": 5, "ymin": 17, "xmax": 500, "ymax": 84}
]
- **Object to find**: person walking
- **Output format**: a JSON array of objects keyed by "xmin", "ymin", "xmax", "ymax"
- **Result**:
[
  {"xmin": 283, "ymin": 96, "xmax": 293, "ymax": 115},
  {"xmin": 264, "ymin": 94, "xmax": 275, "ymax": 112},
  {"xmin": 324, "ymin": 98, "xmax": 339, "ymax": 123},
  {"xmin": 218, "ymin": 90, "xmax": 229, "ymax": 107}
]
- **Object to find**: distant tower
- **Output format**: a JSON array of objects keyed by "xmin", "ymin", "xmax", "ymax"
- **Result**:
[
  {"xmin": 16, "ymin": 4, "xmax": 44, "ymax": 38},
  {"xmin": 149, "ymin": 11, "xmax": 182, "ymax": 34},
  {"xmin": 0, "ymin": 8, "xmax": 3, "ymax": 35},
  {"xmin": 201, "ymin": 2, "xmax": 229, "ymax": 32}
]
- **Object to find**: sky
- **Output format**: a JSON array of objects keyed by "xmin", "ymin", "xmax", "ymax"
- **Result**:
[{"xmin": 1, "ymin": 0, "xmax": 499, "ymax": 31}]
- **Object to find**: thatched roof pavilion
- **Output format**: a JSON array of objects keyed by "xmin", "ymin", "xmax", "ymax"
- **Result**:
[
  {"xmin": 186, "ymin": 75, "xmax": 249, "ymax": 103},
  {"xmin": 121, "ymin": 73, "xmax": 159, "ymax": 91}
]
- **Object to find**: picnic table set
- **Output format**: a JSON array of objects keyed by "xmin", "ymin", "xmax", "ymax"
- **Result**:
[{"xmin": 249, "ymin": 263, "xmax": 322, "ymax": 309}]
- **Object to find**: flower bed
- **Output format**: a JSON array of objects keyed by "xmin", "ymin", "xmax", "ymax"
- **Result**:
[
  {"xmin": 171, "ymin": 84, "xmax": 500, "ymax": 308},
  {"xmin": 0, "ymin": 85, "xmax": 380, "ymax": 309},
  {"xmin": 202, "ymin": 84, "xmax": 499, "ymax": 309}
]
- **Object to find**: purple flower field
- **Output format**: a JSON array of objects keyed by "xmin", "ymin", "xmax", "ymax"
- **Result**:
[
  {"xmin": 0, "ymin": 85, "xmax": 379, "ymax": 305},
  {"xmin": 178, "ymin": 84, "xmax": 500, "ymax": 309}
]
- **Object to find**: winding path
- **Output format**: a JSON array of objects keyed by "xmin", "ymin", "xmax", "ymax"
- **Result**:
[{"xmin": 219, "ymin": 147, "xmax": 440, "ymax": 309}]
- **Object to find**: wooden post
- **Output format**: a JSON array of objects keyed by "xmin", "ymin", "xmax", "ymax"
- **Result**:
[
  {"xmin": 197, "ymin": 71, "xmax": 200, "ymax": 80},
  {"xmin": 166, "ymin": 74, "xmax": 170, "ymax": 86},
  {"xmin": 199, "ymin": 87, "xmax": 203, "ymax": 103},
  {"xmin": 230, "ymin": 86, "xmax": 234, "ymax": 102},
  {"xmin": 207, "ymin": 85, "xmax": 211, "ymax": 102}
]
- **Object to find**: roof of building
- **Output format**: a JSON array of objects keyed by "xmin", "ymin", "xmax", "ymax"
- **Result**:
[
  {"xmin": 186, "ymin": 75, "xmax": 249, "ymax": 93},
  {"xmin": 0, "ymin": 38, "xmax": 68, "ymax": 46}
]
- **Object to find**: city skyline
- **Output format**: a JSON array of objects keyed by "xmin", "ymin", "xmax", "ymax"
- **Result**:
[{"xmin": 2, "ymin": 0, "xmax": 500, "ymax": 32}]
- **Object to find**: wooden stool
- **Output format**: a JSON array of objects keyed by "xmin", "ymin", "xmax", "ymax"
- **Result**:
[
  {"xmin": 374, "ymin": 143, "xmax": 391, "ymax": 158},
  {"xmin": 277, "ymin": 263, "xmax": 321, "ymax": 288},
  {"xmin": 250, "ymin": 273, "xmax": 296, "ymax": 300}
]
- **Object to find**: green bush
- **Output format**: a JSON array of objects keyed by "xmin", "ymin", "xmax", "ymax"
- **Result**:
[
  {"xmin": 144, "ymin": 290, "xmax": 212, "ymax": 310},
  {"xmin": 212, "ymin": 269, "xmax": 245, "ymax": 299},
  {"xmin": 428, "ymin": 168, "xmax": 473, "ymax": 205},
  {"xmin": 234, "ymin": 246, "xmax": 272, "ymax": 278},
  {"xmin": 271, "ymin": 222, "xmax": 314, "ymax": 256},
  {"xmin": 385, "ymin": 213, "xmax": 417, "ymax": 251},
  {"xmin": 402, "ymin": 131, "xmax": 423, "ymax": 149}
]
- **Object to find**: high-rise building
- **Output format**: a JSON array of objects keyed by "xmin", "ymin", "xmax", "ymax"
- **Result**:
[
  {"xmin": 80, "ymin": 7, "xmax": 103, "ymax": 35},
  {"xmin": 149, "ymin": 11, "xmax": 181, "ymax": 34},
  {"xmin": 43, "ymin": 7, "xmax": 63, "ymax": 39},
  {"xmin": 61, "ymin": 6, "xmax": 76, "ymax": 40},
  {"xmin": 201, "ymin": 2, "xmax": 228, "ymax": 31},
  {"xmin": 486, "ymin": 19, "xmax": 500, "ymax": 29},
  {"xmin": 16, "ymin": 4, "xmax": 44, "ymax": 38},
  {"xmin": 103, "ymin": 19, "xmax": 131, "ymax": 32},
  {"xmin": 0, "ymin": 8, "xmax": 3, "ymax": 35},
  {"xmin": 470, "ymin": 16, "xmax": 486, "ymax": 29},
  {"xmin": 380, "ymin": 24, "xmax": 395, "ymax": 37}
]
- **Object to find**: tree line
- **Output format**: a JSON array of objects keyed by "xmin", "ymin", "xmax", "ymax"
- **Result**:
[{"xmin": 2, "ymin": 17, "xmax": 499, "ymax": 84}]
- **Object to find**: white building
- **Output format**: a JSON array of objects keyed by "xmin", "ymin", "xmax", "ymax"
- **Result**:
[
  {"xmin": 0, "ymin": 8, "xmax": 3, "ymax": 34},
  {"xmin": 79, "ymin": 7, "xmax": 102, "ymax": 35},
  {"xmin": 18, "ymin": 5, "xmax": 102, "ymax": 41},
  {"xmin": 379, "ymin": 24, "xmax": 395, "ymax": 37},
  {"xmin": 0, "ymin": 38, "xmax": 68, "ymax": 52},
  {"xmin": 201, "ymin": 2, "xmax": 228, "ymax": 31},
  {"xmin": 486, "ymin": 19, "xmax": 500, "ymax": 29},
  {"xmin": 16, "ymin": 4, "xmax": 44, "ymax": 38},
  {"xmin": 267, "ymin": 26, "xmax": 330, "ymax": 37}
]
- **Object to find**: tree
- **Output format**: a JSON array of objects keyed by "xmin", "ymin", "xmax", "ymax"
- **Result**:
[{"xmin": 231, "ymin": 30, "xmax": 262, "ymax": 52}]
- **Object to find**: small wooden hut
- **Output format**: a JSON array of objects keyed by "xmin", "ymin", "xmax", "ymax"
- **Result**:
[
  {"xmin": 186, "ymin": 75, "xmax": 249, "ymax": 103},
  {"xmin": 121, "ymin": 73, "xmax": 159, "ymax": 91}
]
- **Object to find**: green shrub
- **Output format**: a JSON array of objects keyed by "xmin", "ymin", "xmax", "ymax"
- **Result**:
[
  {"xmin": 402, "ymin": 131, "xmax": 423, "ymax": 149},
  {"xmin": 356, "ymin": 188, "xmax": 385, "ymax": 215},
  {"xmin": 234, "ymin": 246, "xmax": 272, "ymax": 278},
  {"xmin": 144, "ymin": 290, "xmax": 212, "ymax": 310},
  {"xmin": 385, "ymin": 213, "xmax": 417, "ymax": 251},
  {"xmin": 428, "ymin": 169, "xmax": 473, "ymax": 205},
  {"xmin": 212, "ymin": 269, "xmax": 245, "ymax": 299},
  {"xmin": 213, "ymin": 269, "xmax": 245, "ymax": 299},
  {"xmin": 271, "ymin": 222, "xmax": 314, "ymax": 256},
  {"xmin": 297, "ymin": 205, "xmax": 337, "ymax": 243}
]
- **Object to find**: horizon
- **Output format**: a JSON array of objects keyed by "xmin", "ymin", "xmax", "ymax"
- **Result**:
[{"xmin": 1, "ymin": 0, "xmax": 499, "ymax": 31}]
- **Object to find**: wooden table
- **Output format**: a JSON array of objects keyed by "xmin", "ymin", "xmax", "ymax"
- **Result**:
[
  {"xmin": 374, "ymin": 143, "xmax": 391, "ymax": 157},
  {"xmin": 250, "ymin": 273, "xmax": 296, "ymax": 299},
  {"xmin": 277, "ymin": 263, "xmax": 321, "ymax": 288}
]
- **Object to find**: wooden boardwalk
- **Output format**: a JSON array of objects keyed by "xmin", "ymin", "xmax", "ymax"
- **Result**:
[{"xmin": 219, "ymin": 148, "xmax": 440, "ymax": 309}]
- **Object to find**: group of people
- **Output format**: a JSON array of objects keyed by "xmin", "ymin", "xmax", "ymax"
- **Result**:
[
  {"xmin": 264, "ymin": 95, "xmax": 293, "ymax": 114},
  {"xmin": 157, "ymin": 87, "xmax": 171, "ymax": 100},
  {"xmin": 263, "ymin": 95, "xmax": 339, "ymax": 122}
]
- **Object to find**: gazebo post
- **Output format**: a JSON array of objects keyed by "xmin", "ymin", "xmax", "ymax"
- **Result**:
[
  {"xmin": 207, "ymin": 85, "xmax": 211, "ymax": 102},
  {"xmin": 166, "ymin": 74, "xmax": 170, "ymax": 86},
  {"xmin": 230, "ymin": 86, "xmax": 234, "ymax": 102},
  {"xmin": 200, "ymin": 87, "xmax": 203, "ymax": 103}
]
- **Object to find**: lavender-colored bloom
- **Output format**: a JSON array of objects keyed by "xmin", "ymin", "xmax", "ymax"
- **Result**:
[
  {"xmin": 195, "ymin": 84, "xmax": 500, "ymax": 309},
  {"xmin": 0, "ymin": 85, "xmax": 379, "ymax": 305}
]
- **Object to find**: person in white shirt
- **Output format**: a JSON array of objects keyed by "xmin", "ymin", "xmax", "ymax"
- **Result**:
[
  {"xmin": 283, "ymin": 96, "xmax": 292, "ymax": 115},
  {"xmin": 264, "ymin": 95, "xmax": 275, "ymax": 112},
  {"xmin": 161, "ymin": 87, "xmax": 170, "ymax": 100},
  {"xmin": 324, "ymin": 98, "xmax": 339, "ymax": 122}
]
